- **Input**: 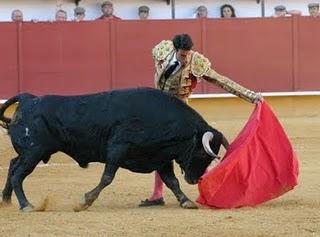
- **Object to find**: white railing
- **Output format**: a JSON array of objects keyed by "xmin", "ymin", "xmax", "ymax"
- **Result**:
[{"xmin": 1, "ymin": 91, "xmax": 320, "ymax": 103}]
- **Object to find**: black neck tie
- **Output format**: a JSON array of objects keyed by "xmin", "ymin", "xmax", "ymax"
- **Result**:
[{"xmin": 164, "ymin": 61, "xmax": 179, "ymax": 79}]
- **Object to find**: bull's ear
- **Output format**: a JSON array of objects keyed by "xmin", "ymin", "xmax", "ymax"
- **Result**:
[
  {"xmin": 222, "ymin": 135, "xmax": 230, "ymax": 150},
  {"xmin": 202, "ymin": 132, "xmax": 219, "ymax": 159}
]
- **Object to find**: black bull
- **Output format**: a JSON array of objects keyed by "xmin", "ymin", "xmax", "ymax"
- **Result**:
[{"xmin": 0, "ymin": 87, "xmax": 228, "ymax": 211}]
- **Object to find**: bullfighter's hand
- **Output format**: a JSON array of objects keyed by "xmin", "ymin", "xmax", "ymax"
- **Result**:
[{"xmin": 253, "ymin": 92, "xmax": 263, "ymax": 104}]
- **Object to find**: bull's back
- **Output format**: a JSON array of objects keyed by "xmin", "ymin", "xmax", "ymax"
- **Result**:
[
  {"xmin": 109, "ymin": 88, "xmax": 204, "ymax": 124},
  {"xmin": 11, "ymin": 88, "xmax": 209, "ymax": 151},
  {"xmin": 104, "ymin": 88, "xmax": 210, "ymax": 149},
  {"xmin": 37, "ymin": 88, "xmax": 205, "ymax": 130}
]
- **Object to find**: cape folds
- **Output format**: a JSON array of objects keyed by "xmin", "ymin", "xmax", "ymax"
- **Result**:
[{"xmin": 197, "ymin": 100, "xmax": 299, "ymax": 208}]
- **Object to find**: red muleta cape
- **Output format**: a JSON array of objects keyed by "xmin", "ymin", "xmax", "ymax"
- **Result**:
[{"xmin": 197, "ymin": 100, "xmax": 299, "ymax": 208}]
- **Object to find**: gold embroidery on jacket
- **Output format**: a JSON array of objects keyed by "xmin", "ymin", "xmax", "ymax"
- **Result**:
[
  {"xmin": 191, "ymin": 52, "xmax": 211, "ymax": 77},
  {"xmin": 152, "ymin": 40, "xmax": 257, "ymax": 103}
]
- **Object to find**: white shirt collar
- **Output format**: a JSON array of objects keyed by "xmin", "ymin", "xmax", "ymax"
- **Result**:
[
  {"xmin": 171, "ymin": 53, "xmax": 179, "ymax": 65},
  {"xmin": 167, "ymin": 53, "xmax": 181, "ymax": 75}
]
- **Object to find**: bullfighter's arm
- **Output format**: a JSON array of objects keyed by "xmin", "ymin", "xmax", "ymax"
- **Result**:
[
  {"xmin": 190, "ymin": 52, "xmax": 260, "ymax": 103},
  {"xmin": 202, "ymin": 69, "xmax": 259, "ymax": 103}
]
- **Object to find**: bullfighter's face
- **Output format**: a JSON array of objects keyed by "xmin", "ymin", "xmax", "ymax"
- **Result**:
[{"xmin": 176, "ymin": 49, "xmax": 191, "ymax": 66}]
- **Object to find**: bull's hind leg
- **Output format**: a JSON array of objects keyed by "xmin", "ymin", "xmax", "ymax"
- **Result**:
[
  {"xmin": 0, "ymin": 157, "xmax": 19, "ymax": 206},
  {"xmin": 74, "ymin": 164, "xmax": 119, "ymax": 212},
  {"xmin": 158, "ymin": 162, "xmax": 197, "ymax": 209},
  {"xmin": 10, "ymin": 154, "xmax": 43, "ymax": 211}
]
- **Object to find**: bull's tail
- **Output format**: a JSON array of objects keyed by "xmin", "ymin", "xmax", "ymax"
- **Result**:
[{"xmin": 0, "ymin": 94, "xmax": 23, "ymax": 129}]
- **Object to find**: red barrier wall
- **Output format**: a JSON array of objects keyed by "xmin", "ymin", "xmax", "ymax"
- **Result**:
[
  {"xmin": 296, "ymin": 17, "xmax": 320, "ymax": 90},
  {"xmin": 0, "ymin": 17, "xmax": 319, "ymax": 98},
  {"xmin": 113, "ymin": 19, "xmax": 203, "ymax": 92},
  {"xmin": 205, "ymin": 17, "xmax": 294, "ymax": 93},
  {"xmin": 0, "ymin": 24, "xmax": 19, "ymax": 97},
  {"xmin": 20, "ymin": 21, "xmax": 111, "ymax": 95}
]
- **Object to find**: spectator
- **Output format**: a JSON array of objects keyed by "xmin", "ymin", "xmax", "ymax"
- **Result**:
[
  {"xmin": 272, "ymin": 5, "xmax": 302, "ymax": 17},
  {"xmin": 55, "ymin": 9, "xmax": 67, "ymax": 21},
  {"xmin": 138, "ymin": 5, "xmax": 150, "ymax": 20},
  {"xmin": 74, "ymin": 6, "xmax": 86, "ymax": 21},
  {"xmin": 11, "ymin": 9, "xmax": 23, "ymax": 22},
  {"xmin": 220, "ymin": 4, "xmax": 236, "ymax": 18},
  {"xmin": 308, "ymin": 3, "xmax": 320, "ymax": 17},
  {"xmin": 194, "ymin": 5, "xmax": 208, "ymax": 18},
  {"xmin": 97, "ymin": 1, "xmax": 121, "ymax": 20}
]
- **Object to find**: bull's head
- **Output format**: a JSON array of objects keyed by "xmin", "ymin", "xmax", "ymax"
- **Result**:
[{"xmin": 183, "ymin": 131, "xmax": 227, "ymax": 185}]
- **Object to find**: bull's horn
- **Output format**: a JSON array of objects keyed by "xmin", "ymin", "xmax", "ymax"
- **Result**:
[{"xmin": 202, "ymin": 132, "xmax": 219, "ymax": 159}]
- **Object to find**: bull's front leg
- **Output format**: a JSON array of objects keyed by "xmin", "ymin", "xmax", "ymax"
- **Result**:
[
  {"xmin": 74, "ymin": 164, "xmax": 118, "ymax": 212},
  {"xmin": 158, "ymin": 162, "xmax": 197, "ymax": 209}
]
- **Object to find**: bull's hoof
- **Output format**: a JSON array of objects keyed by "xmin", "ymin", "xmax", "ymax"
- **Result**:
[
  {"xmin": 73, "ymin": 195, "xmax": 91, "ymax": 212},
  {"xmin": 20, "ymin": 204, "xmax": 35, "ymax": 212},
  {"xmin": 180, "ymin": 200, "xmax": 198, "ymax": 209},
  {"xmin": 0, "ymin": 194, "xmax": 12, "ymax": 207},
  {"xmin": 73, "ymin": 203, "xmax": 90, "ymax": 212},
  {"xmin": 34, "ymin": 196, "xmax": 50, "ymax": 212},
  {"xmin": 19, "ymin": 198, "xmax": 49, "ymax": 212}
]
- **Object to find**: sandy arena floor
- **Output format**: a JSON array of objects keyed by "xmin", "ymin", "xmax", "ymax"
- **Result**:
[{"xmin": 0, "ymin": 101, "xmax": 319, "ymax": 237}]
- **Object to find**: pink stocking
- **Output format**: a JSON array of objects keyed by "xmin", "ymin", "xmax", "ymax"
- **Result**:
[{"xmin": 149, "ymin": 171, "xmax": 164, "ymax": 200}]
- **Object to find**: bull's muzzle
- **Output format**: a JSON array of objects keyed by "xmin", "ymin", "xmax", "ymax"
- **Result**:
[{"xmin": 184, "ymin": 176, "xmax": 198, "ymax": 185}]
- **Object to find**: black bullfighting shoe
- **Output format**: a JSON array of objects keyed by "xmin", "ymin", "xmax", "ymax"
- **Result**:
[{"xmin": 139, "ymin": 197, "xmax": 165, "ymax": 207}]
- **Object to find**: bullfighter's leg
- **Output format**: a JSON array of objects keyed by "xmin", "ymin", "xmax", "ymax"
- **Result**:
[
  {"xmin": 151, "ymin": 171, "xmax": 164, "ymax": 200},
  {"xmin": 10, "ymin": 154, "xmax": 43, "ymax": 211},
  {"xmin": 74, "ymin": 164, "xmax": 118, "ymax": 212},
  {"xmin": 139, "ymin": 171, "xmax": 165, "ymax": 207},
  {"xmin": 0, "ymin": 157, "xmax": 20, "ymax": 206},
  {"xmin": 158, "ymin": 162, "xmax": 197, "ymax": 209}
]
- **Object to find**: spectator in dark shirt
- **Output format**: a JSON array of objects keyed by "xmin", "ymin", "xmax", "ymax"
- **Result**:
[
  {"xmin": 138, "ymin": 5, "xmax": 150, "ymax": 20},
  {"xmin": 194, "ymin": 5, "xmax": 208, "ymax": 18},
  {"xmin": 308, "ymin": 3, "xmax": 320, "ymax": 17},
  {"xmin": 74, "ymin": 6, "xmax": 86, "ymax": 21},
  {"xmin": 55, "ymin": 9, "xmax": 67, "ymax": 21},
  {"xmin": 11, "ymin": 9, "xmax": 23, "ymax": 22},
  {"xmin": 97, "ymin": 1, "xmax": 121, "ymax": 20},
  {"xmin": 220, "ymin": 4, "xmax": 236, "ymax": 18},
  {"xmin": 272, "ymin": 5, "xmax": 301, "ymax": 17}
]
